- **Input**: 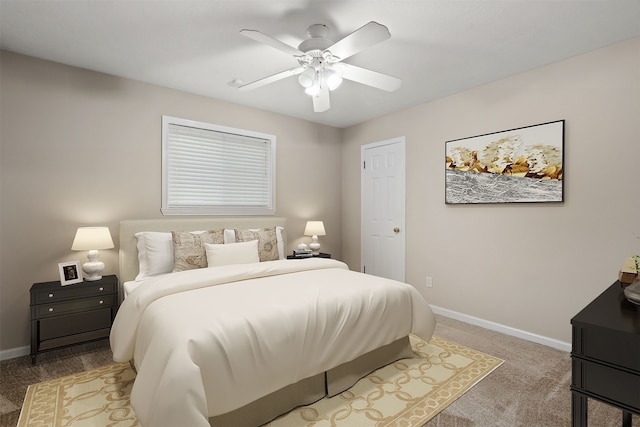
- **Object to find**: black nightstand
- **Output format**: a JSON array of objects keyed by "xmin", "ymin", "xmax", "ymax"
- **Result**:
[
  {"xmin": 287, "ymin": 252, "xmax": 331, "ymax": 259},
  {"xmin": 30, "ymin": 275, "xmax": 118, "ymax": 365}
]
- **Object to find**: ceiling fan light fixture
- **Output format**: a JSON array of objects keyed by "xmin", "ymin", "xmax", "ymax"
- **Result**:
[
  {"xmin": 298, "ymin": 67, "xmax": 316, "ymax": 88},
  {"xmin": 305, "ymin": 83, "xmax": 321, "ymax": 96},
  {"xmin": 324, "ymin": 68, "xmax": 343, "ymax": 91}
]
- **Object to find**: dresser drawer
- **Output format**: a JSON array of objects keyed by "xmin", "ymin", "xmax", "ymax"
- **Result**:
[
  {"xmin": 31, "ymin": 295, "xmax": 116, "ymax": 319},
  {"xmin": 574, "ymin": 325, "xmax": 640, "ymax": 372},
  {"xmin": 572, "ymin": 357, "xmax": 640, "ymax": 410},
  {"xmin": 31, "ymin": 281, "xmax": 116, "ymax": 304}
]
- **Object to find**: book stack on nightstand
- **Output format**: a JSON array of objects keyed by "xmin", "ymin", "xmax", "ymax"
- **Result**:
[{"xmin": 29, "ymin": 275, "xmax": 118, "ymax": 365}]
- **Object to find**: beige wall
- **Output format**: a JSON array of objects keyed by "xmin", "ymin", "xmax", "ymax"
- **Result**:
[
  {"xmin": 341, "ymin": 38, "xmax": 640, "ymax": 344},
  {"xmin": 0, "ymin": 51, "xmax": 342, "ymax": 352},
  {"xmin": 2, "ymin": 38, "xmax": 638, "ymax": 353}
]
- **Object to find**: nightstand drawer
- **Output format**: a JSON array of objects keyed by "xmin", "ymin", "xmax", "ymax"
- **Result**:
[
  {"xmin": 32, "ymin": 295, "xmax": 116, "ymax": 319},
  {"xmin": 39, "ymin": 329, "xmax": 111, "ymax": 352},
  {"xmin": 39, "ymin": 308, "xmax": 113, "ymax": 341},
  {"xmin": 31, "ymin": 281, "xmax": 116, "ymax": 304}
]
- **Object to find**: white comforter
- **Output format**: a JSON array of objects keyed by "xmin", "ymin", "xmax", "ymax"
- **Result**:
[{"xmin": 110, "ymin": 258, "xmax": 436, "ymax": 427}]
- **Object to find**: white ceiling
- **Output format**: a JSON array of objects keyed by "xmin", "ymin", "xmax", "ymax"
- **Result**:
[{"xmin": 1, "ymin": 0, "xmax": 639, "ymax": 128}]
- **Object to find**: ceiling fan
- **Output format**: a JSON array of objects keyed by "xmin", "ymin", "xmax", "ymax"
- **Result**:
[{"xmin": 238, "ymin": 21, "xmax": 401, "ymax": 113}]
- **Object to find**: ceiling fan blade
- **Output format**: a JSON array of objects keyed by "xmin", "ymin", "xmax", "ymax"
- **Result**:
[
  {"xmin": 238, "ymin": 66, "xmax": 304, "ymax": 91},
  {"xmin": 338, "ymin": 63, "xmax": 401, "ymax": 92},
  {"xmin": 240, "ymin": 29, "xmax": 304, "ymax": 57},
  {"xmin": 327, "ymin": 21, "xmax": 391, "ymax": 61},
  {"xmin": 312, "ymin": 85, "xmax": 330, "ymax": 112}
]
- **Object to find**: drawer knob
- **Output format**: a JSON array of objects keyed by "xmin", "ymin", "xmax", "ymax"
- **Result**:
[
  {"xmin": 99, "ymin": 300, "xmax": 104, "ymax": 304},
  {"xmin": 99, "ymin": 287, "xmax": 104, "ymax": 291},
  {"xmin": 48, "ymin": 293, "xmax": 54, "ymax": 298},
  {"xmin": 48, "ymin": 308, "xmax": 54, "ymax": 312}
]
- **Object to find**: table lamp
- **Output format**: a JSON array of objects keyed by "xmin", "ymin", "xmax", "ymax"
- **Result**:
[
  {"xmin": 71, "ymin": 227, "xmax": 114, "ymax": 281},
  {"xmin": 304, "ymin": 221, "xmax": 326, "ymax": 256}
]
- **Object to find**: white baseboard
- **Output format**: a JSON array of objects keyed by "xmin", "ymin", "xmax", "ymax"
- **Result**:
[
  {"xmin": 0, "ymin": 345, "xmax": 29, "ymax": 361},
  {"xmin": 431, "ymin": 305, "xmax": 571, "ymax": 353}
]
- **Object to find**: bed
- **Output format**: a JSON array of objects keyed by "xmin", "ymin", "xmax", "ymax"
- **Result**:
[{"xmin": 110, "ymin": 217, "xmax": 436, "ymax": 427}]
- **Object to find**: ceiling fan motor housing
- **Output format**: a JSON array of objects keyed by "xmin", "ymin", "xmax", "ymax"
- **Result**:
[{"xmin": 298, "ymin": 24, "xmax": 334, "ymax": 54}]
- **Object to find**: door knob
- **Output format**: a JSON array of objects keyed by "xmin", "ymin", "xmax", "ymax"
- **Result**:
[{"xmin": 393, "ymin": 227, "xmax": 400, "ymax": 234}]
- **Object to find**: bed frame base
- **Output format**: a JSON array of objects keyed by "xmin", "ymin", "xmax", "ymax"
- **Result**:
[{"xmin": 209, "ymin": 335, "xmax": 414, "ymax": 427}]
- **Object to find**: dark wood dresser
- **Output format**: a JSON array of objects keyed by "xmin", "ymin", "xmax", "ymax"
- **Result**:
[
  {"xmin": 30, "ymin": 274, "xmax": 118, "ymax": 365},
  {"xmin": 571, "ymin": 281, "xmax": 640, "ymax": 426}
]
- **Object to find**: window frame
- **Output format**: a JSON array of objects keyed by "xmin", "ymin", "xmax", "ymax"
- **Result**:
[{"xmin": 161, "ymin": 115, "xmax": 276, "ymax": 216}]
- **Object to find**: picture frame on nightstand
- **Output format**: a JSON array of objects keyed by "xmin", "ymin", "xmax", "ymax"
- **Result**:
[{"xmin": 58, "ymin": 261, "xmax": 82, "ymax": 286}]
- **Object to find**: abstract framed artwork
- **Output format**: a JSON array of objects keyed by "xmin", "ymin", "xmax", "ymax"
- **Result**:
[{"xmin": 445, "ymin": 120, "xmax": 564, "ymax": 204}]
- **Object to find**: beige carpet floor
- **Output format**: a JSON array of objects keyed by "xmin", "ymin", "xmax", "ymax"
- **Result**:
[
  {"xmin": 16, "ymin": 335, "xmax": 501, "ymax": 427},
  {"xmin": 3, "ymin": 314, "xmax": 639, "ymax": 426},
  {"xmin": 427, "ymin": 316, "xmax": 640, "ymax": 427}
]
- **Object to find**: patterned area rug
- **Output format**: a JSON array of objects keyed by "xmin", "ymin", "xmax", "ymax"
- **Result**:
[{"xmin": 18, "ymin": 336, "xmax": 502, "ymax": 427}]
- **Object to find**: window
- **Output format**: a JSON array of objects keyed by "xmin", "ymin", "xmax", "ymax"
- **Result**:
[{"xmin": 162, "ymin": 116, "xmax": 276, "ymax": 215}]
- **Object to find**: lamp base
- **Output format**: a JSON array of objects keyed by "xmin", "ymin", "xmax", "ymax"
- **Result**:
[
  {"xmin": 82, "ymin": 261, "xmax": 104, "ymax": 281},
  {"xmin": 82, "ymin": 249, "xmax": 104, "ymax": 281},
  {"xmin": 309, "ymin": 236, "xmax": 321, "ymax": 256}
]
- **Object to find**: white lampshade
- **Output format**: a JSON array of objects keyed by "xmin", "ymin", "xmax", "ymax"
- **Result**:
[
  {"xmin": 71, "ymin": 227, "xmax": 114, "ymax": 250},
  {"xmin": 304, "ymin": 221, "xmax": 326, "ymax": 255},
  {"xmin": 71, "ymin": 227, "xmax": 114, "ymax": 281},
  {"xmin": 304, "ymin": 221, "xmax": 326, "ymax": 237}
]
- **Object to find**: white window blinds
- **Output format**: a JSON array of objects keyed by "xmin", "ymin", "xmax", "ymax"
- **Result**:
[{"xmin": 162, "ymin": 116, "xmax": 276, "ymax": 215}]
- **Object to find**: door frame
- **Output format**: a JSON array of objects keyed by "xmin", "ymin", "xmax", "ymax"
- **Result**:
[{"xmin": 360, "ymin": 137, "xmax": 406, "ymax": 280}]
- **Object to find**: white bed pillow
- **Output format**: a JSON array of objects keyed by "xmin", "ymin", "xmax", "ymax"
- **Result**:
[
  {"xmin": 134, "ymin": 232, "xmax": 149, "ymax": 281},
  {"xmin": 224, "ymin": 226, "xmax": 285, "ymax": 260},
  {"xmin": 276, "ymin": 226, "xmax": 284, "ymax": 259},
  {"xmin": 206, "ymin": 240, "xmax": 259, "ymax": 267},
  {"xmin": 134, "ymin": 232, "xmax": 174, "ymax": 280},
  {"xmin": 223, "ymin": 228, "xmax": 237, "ymax": 244}
]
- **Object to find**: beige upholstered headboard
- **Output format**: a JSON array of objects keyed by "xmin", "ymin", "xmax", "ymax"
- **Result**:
[{"xmin": 119, "ymin": 217, "xmax": 287, "ymax": 284}]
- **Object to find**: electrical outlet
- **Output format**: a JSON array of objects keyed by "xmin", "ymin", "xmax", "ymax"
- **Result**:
[{"xmin": 426, "ymin": 276, "xmax": 433, "ymax": 288}]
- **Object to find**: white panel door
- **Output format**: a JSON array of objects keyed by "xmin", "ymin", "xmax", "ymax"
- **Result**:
[{"xmin": 361, "ymin": 138, "xmax": 405, "ymax": 282}]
